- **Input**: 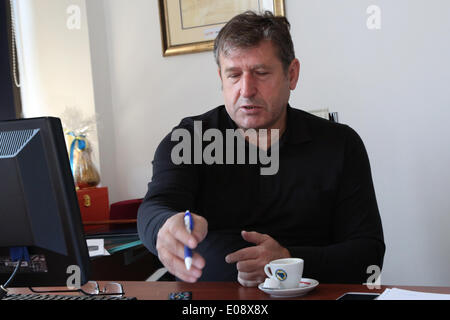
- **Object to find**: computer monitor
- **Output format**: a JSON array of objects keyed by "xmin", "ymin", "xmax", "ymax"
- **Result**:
[{"xmin": 0, "ymin": 117, "xmax": 91, "ymax": 287}]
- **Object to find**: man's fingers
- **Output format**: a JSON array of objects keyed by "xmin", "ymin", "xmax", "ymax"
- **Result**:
[
  {"xmin": 236, "ymin": 259, "xmax": 262, "ymax": 273},
  {"xmin": 226, "ymin": 231, "xmax": 292, "ymax": 288},
  {"xmin": 238, "ymin": 271, "xmax": 265, "ymax": 283},
  {"xmin": 170, "ymin": 213, "xmax": 208, "ymax": 249},
  {"xmin": 158, "ymin": 248, "xmax": 203, "ymax": 282},
  {"xmin": 192, "ymin": 252, "xmax": 206, "ymax": 270},
  {"xmin": 192, "ymin": 214, "xmax": 208, "ymax": 243},
  {"xmin": 237, "ymin": 273, "xmax": 265, "ymax": 288},
  {"xmin": 158, "ymin": 227, "xmax": 206, "ymax": 269},
  {"xmin": 158, "ymin": 231, "xmax": 185, "ymax": 259},
  {"xmin": 158, "ymin": 242, "xmax": 206, "ymax": 281},
  {"xmin": 225, "ymin": 231, "xmax": 270, "ymax": 263},
  {"xmin": 170, "ymin": 222, "xmax": 197, "ymax": 249},
  {"xmin": 156, "ymin": 212, "xmax": 209, "ymax": 283},
  {"xmin": 241, "ymin": 230, "xmax": 267, "ymax": 245},
  {"xmin": 225, "ymin": 246, "xmax": 259, "ymax": 264}
]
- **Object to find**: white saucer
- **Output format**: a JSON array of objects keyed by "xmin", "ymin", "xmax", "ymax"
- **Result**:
[{"xmin": 258, "ymin": 278, "xmax": 319, "ymax": 298}]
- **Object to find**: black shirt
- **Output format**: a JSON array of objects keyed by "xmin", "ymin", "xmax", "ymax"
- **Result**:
[{"xmin": 137, "ymin": 105, "xmax": 385, "ymax": 283}]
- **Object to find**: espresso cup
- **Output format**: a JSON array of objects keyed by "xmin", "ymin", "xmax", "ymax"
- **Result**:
[{"xmin": 264, "ymin": 258, "xmax": 304, "ymax": 289}]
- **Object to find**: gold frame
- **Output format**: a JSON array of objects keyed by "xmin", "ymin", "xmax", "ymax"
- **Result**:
[{"xmin": 158, "ymin": 0, "xmax": 285, "ymax": 57}]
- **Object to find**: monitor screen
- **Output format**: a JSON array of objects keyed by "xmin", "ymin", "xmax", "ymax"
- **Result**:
[{"xmin": 0, "ymin": 117, "xmax": 91, "ymax": 287}]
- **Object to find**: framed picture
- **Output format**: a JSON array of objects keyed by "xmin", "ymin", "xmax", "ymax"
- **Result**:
[{"xmin": 158, "ymin": 0, "xmax": 285, "ymax": 57}]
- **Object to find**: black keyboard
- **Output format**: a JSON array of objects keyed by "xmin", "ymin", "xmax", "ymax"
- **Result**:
[{"xmin": 3, "ymin": 293, "xmax": 137, "ymax": 300}]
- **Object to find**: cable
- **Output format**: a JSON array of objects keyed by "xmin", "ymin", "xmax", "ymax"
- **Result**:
[
  {"xmin": 2, "ymin": 258, "xmax": 22, "ymax": 289},
  {"xmin": 9, "ymin": 0, "xmax": 21, "ymax": 88},
  {"xmin": 0, "ymin": 258, "xmax": 23, "ymax": 299}
]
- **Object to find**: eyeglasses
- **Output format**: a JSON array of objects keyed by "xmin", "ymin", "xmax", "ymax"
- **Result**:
[
  {"xmin": 29, "ymin": 281, "xmax": 125, "ymax": 297},
  {"xmin": 79, "ymin": 281, "xmax": 124, "ymax": 297}
]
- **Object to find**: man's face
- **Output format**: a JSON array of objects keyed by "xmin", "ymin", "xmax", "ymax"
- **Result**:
[{"xmin": 218, "ymin": 40, "xmax": 300, "ymax": 131}]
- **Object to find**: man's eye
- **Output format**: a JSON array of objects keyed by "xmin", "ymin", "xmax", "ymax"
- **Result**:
[
  {"xmin": 228, "ymin": 74, "xmax": 240, "ymax": 79},
  {"xmin": 256, "ymin": 71, "xmax": 269, "ymax": 76}
]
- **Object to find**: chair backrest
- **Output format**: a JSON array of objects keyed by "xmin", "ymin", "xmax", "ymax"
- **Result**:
[{"xmin": 109, "ymin": 199, "xmax": 143, "ymax": 220}]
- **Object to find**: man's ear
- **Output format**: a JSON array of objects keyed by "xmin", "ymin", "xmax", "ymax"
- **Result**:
[
  {"xmin": 288, "ymin": 59, "xmax": 300, "ymax": 90},
  {"xmin": 218, "ymin": 67, "xmax": 224, "ymax": 91}
]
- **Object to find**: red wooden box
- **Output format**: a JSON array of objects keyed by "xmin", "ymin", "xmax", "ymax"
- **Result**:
[{"xmin": 76, "ymin": 187, "xmax": 109, "ymax": 223}]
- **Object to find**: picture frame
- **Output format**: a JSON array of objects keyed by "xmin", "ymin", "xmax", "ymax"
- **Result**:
[{"xmin": 158, "ymin": 0, "xmax": 285, "ymax": 57}]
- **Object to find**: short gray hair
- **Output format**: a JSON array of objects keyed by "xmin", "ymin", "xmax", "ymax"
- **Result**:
[{"xmin": 214, "ymin": 11, "xmax": 296, "ymax": 72}]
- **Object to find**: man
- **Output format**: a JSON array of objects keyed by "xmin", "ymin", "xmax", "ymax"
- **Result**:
[{"xmin": 137, "ymin": 11, "xmax": 385, "ymax": 286}]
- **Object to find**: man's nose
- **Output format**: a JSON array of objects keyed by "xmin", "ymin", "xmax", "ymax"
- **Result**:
[{"xmin": 240, "ymin": 73, "xmax": 257, "ymax": 98}]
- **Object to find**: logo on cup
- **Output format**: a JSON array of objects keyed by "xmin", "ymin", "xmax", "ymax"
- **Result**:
[{"xmin": 275, "ymin": 269, "xmax": 287, "ymax": 281}]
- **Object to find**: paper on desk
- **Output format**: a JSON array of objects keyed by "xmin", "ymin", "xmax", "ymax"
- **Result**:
[
  {"xmin": 86, "ymin": 239, "xmax": 110, "ymax": 257},
  {"xmin": 377, "ymin": 288, "xmax": 450, "ymax": 300}
]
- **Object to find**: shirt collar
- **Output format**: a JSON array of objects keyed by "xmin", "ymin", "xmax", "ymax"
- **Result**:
[{"xmin": 221, "ymin": 104, "xmax": 312, "ymax": 145}]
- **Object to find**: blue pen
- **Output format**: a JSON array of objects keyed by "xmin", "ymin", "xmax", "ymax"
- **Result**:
[{"xmin": 184, "ymin": 210, "xmax": 193, "ymax": 270}]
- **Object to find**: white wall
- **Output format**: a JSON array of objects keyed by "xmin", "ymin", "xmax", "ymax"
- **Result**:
[
  {"xmin": 14, "ymin": 0, "xmax": 101, "ymax": 174},
  {"xmin": 85, "ymin": 0, "xmax": 223, "ymax": 202},
  {"xmin": 20, "ymin": 0, "xmax": 450, "ymax": 286},
  {"xmin": 286, "ymin": 0, "xmax": 450, "ymax": 287}
]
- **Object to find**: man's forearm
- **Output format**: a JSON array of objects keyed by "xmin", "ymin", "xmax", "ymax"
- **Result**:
[{"xmin": 137, "ymin": 200, "xmax": 178, "ymax": 256}]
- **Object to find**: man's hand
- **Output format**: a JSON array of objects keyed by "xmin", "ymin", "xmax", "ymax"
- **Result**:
[
  {"xmin": 156, "ymin": 212, "xmax": 208, "ymax": 283},
  {"xmin": 225, "ymin": 231, "xmax": 291, "ymax": 287}
]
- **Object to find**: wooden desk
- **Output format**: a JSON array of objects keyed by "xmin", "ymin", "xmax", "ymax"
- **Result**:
[
  {"xmin": 119, "ymin": 282, "xmax": 450, "ymax": 300},
  {"xmin": 9, "ymin": 282, "xmax": 450, "ymax": 300}
]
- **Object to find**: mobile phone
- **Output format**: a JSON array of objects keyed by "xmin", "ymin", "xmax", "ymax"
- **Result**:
[{"xmin": 336, "ymin": 292, "xmax": 380, "ymax": 300}]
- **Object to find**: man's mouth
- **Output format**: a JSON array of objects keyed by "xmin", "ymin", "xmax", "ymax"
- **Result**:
[{"xmin": 241, "ymin": 105, "xmax": 261, "ymax": 110}]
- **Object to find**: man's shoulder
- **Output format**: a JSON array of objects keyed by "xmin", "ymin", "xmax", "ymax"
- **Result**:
[
  {"xmin": 290, "ymin": 107, "xmax": 343, "ymax": 128},
  {"xmin": 288, "ymin": 107, "xmax": 367, "ymax": 159},
  {"xmin": 289, "ymin": 106, "xmax": 353, "ymax": 140}
]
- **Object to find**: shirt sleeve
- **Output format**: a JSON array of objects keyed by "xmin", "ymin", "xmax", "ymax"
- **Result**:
[
  {"xmin": 137, "ymin": 125, "xmax": 200, "ymax": 256},
  {"xmin": 287, "ymin": 126, "xmax": 385, "ymax": 283}
]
